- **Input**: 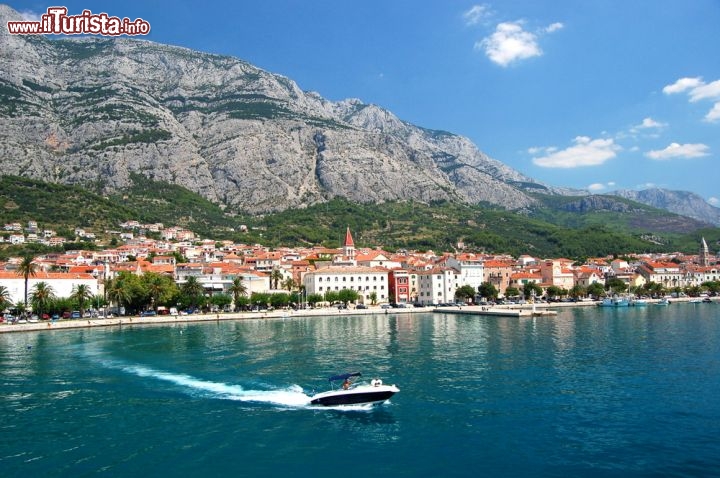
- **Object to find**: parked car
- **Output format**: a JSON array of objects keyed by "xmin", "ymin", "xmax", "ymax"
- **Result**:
[
  {"xmin": 141, "ymin": 310, "xmax": 157, "ymax": 317},
  {"xmin": 355, "ymin": 304, "xmax": 367, "ymax": 309},
  {"xmin": 380, "ymin": 304, "xmax": 392, "ymax": 309},
  {"xmin": 70, "ymin": 311, "xmax": 81, "ymax": 319}
]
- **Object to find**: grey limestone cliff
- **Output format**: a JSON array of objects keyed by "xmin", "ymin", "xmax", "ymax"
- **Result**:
[{"xmin": 0, "ymin": 5, "xmax": 560, "ymax": 214}]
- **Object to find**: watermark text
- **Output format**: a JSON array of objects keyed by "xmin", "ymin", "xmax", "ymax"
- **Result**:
[{"xmin": 7, "ymin": 7, "xmax": 150, "ymax": 36}]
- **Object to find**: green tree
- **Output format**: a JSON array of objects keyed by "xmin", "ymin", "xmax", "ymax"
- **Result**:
[
  {"xmin": 521, "ymin": 282, "xmax": 543, "ymax": 300},
  {"xmin": 478, "ymin": 282, "xmax": 498, "ymax": 301},
  {"xmin": 17, "ymin": 255, "xmax": 38, "ymax": 308},
  {"xmin": 0, "ymin": 285, "xmax": 11, "ymax": 312},
  {"xmin": 369, "ymin": 291, "xmax": 378, "ymax": 305},
  {"xmin": 228, "ymin": 276, "xmax": 248, "ymax": 311},
  {"xmin": 569, "ymin": 284, "xmax": 587, "ymax": 299},
  {"xmin": 281, "ymin": 277, "xmax": 295, "ymax": 292},
  {"xmin": 605, "ymin": 277, "xmax": 627, "ymax": 294},
  {"xmin": 181, "ymin": 276, "xmax": 205, "ymax": 308},
  {"xmin": 546, "ymin": 285, "xmax": 563, "ymax": 300},
  {"xmin": 338, "ymin": 288, "xmax": 359, "ymax": 305},
  {"xmin": 454, "ymin": 285, "xmax": 477, "ymax": 303},
  {"xmin": 30, "ymin": 281, "xmax": 56, "ymax": 318},
  {"xmin": 505, "ymin": 286, "xmax": 520, "ymax": 299},
  {"xmin": 269, "ymin": 293, "xmax": 290, "ymax": 308},
  {"xmin": 270, "ymin": 267, "xmax": 284, "ymax": 290},
  {"xmin": 306, "ymin": 293, "xmax": 323, "ymax": 306},
  {"xmin": 210, "ymin": 293, "xmax": 232, "ymax": 310},
  {"xmin": 250, "ymin": 292, "xmax": 270, "ymax": 307},
  {"xmin": 587, "ymin": 282, "xmax": 605, "ymax": 299},
  {"xmin": 70, "ymin": 284, "xmax": 93, "ymax": 317},
  {"xmin": 107, "ymin": 272, "xmax": 137, "ymax": 314},
  {"xmin": 324, "ymin": 290, "xmax": 339, "ymax": 304},
  {"xmin": 142, "ymin": 273, "xmax": 178, "ymax": 309}
]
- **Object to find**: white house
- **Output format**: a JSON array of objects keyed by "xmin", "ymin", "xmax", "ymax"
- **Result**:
[
  {"xmin": 0, "ymin": 271, "xmax": 98, "ymax": 308},
  {"xmin": 303, "ymin": 266, "xmax": 389, "ymax": 304},
  {"xmin": 416, "ymin": 267, "xmax": 459, "ymax": 305}
]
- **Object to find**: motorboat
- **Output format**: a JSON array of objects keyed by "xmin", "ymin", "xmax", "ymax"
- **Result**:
[{"xmin": 309, "ymin": 372, "xmax": 399, "ymax": 406}]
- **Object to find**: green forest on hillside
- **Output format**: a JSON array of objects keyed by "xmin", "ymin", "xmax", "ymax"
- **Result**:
[{"xmin": 1, "ymin": 175, "xmax": 717, "ymax": 260}]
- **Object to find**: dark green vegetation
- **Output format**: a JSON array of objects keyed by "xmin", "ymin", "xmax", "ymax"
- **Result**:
[{"xmin": 1, "ymin": 175, "xmax": 717, "ymax": 260}]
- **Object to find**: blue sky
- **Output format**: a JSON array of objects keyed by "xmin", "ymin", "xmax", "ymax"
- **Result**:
[{"xmin": 9, "ymin": 1, "xmax": 720, "ymax": 205}]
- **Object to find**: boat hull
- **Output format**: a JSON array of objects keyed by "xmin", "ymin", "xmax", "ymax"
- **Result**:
[{"xmin": 310, "ymin": 385, "xmax": 399, "ymax": 406}]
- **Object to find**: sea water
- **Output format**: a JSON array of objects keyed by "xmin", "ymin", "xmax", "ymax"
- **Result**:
[{"xmin": 1, "ymin": 304, "xmax": 719, "ymax": 477}]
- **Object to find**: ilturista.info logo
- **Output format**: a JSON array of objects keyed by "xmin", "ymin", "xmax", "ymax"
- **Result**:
[{"xmin": 7, "ymin": 7, "xmax": 150, "ymax": 36}]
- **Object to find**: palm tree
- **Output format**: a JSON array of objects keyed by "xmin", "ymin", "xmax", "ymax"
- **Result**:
[
  {"xmin": 31, "ymin": 281, "xmax": 56, "ymax": 319},
  {"xmin": 281, "ymin": 277, "xmax": 295, "ymax": 292},
  {"xmin": 0, "ymin": 285, "xmax": 11, "ymax": 312},
  {"xmin": 107, "ymin": 277, "xmax": 132, "ymax": 313},
  {"xmin": 181, "ymin": 276, "xmax": 205, "ymax": 308},
  {"xmin": 17, "ymin": 255, "xmax": 38, "ymax": 308},
  {"xmin": 270, "ymin": 267, "xmax": 283, "ymax": 290},
  {"xmin": 71, "ymin": 284, "xmax": 93, "ymax": 317},
  {"xmin": 227, "ymin": 276, "xmax": 247, "ymax": 312}
]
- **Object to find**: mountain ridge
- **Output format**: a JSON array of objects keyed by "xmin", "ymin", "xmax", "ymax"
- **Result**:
[
  {"xmin": 1, "ymin": 4, "xmax": 719, "ymax": 226},
  {"xmin": 0, "ymin": 4, "xmax": 568, "ymax": 215}
]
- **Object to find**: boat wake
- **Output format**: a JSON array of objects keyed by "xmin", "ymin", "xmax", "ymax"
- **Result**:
[
  {"xmin": 122, "ymin": 364, "xmax": 313, "ymax": 408},
  {"xmin": 84, "ymin": 346, "xmax": 390, "ymax": 411}
]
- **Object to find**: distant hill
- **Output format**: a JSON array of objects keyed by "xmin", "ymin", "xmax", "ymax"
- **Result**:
[
  {"xmin": 1, "ymin": 175, "xmax": 717, "ymax": 259},
  {"xmin": 610, "ymin": 188, "xmax": 720, "ymax": 226}
]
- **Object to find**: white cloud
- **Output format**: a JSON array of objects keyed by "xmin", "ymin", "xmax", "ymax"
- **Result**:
[
  {"xmin": 688, "ymin": 79, "xmax": 720, "ymax": 102},
  {"xmin": 663, "ymin": 77, "xmax": 703, "ymax": 95},
  {"xmin": 663, "ymin": 76, "xmax": 720, "ymax": 122},
  {"xmin": 639, "ymin": 117, "xmax": 665, "ymax": 129},
  {"xmin": 19, "ymin": 10, "xmax": 42, "ymax": 22},
  {"xmin": 463, "ymin": 5, "xmax": 491, "ymax": 26},
  {"xmin": 709, "ymin": 197, "xmax": 719, "ymax": 206},
  {"xmin": 477, "ymin": 22, "xmax": 542, "ymax": 67},
  {"xmin": 706, "ymin": 102, "xmax": 720, "ymax": 122},
  {"xmin": 645, "ymin": 142, "xmax": 710, "ymax": 160},
  {"xmin": 587, "ymin": 183, "xmax": 608, "ymax": 192},
  {"xmin": 532, "ymin": 136, "xmax": 621, "ymax": 168},
  {"xmin": 545, "ymin": 22, "xmax": 564, "ymax": 33}
]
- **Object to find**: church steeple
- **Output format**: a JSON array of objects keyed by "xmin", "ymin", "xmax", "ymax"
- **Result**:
[
  {"xmin": 700, "ymin": 237, "xmax": 710, "ymax": 266},
  {"xmin": 343, "ymin": 227, "xmax": 355, "ymax": 260}
]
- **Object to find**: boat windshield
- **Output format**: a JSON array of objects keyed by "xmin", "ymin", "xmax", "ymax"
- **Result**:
[{"xmin": 328, "ymin": 372, "xmax": 362, "ymax": 382}]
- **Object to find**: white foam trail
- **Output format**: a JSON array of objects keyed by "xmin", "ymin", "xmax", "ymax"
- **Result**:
[{"xmin": 120, "ymin": 364, "xmax": 312, "ymax": 407}]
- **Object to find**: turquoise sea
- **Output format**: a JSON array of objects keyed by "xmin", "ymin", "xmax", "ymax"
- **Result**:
[{"xmin": 2, "ymin": 304, "xmax": 720, "ymax": 477}]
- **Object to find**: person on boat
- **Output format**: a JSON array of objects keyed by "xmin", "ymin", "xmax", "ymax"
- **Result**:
[{"xmin": 342, "ymin": 378, "xmax": 351, "ymax": 390}]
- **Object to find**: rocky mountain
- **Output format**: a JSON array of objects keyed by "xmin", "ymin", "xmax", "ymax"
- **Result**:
[
  {"xmin": 610, "ymin": 188, "xmax": 720, "ymax": 226},
  {"xmin": 0, "ymin": 5, "xmax": 570, "ymax": 215}
]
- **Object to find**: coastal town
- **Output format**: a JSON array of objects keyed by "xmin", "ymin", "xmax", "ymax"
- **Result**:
[{"xmin": 0, "ymin": 218, "xmax": 719, "ymax": 326}]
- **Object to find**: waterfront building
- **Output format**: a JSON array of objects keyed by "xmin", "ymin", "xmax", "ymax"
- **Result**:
[
  {"xmin": 443, "ymin": 253, "xmax": 485, "ymax": 291},
  {"xmin": 302, "ymin": 265, "xmax": 389, "ymax": 304},
  {"xmin": 540, "ymin": 259, "xmax": 575, "ymax": 290},
  {"xmin": 637, "ymin": 261, "xmax": 684, "ymax": 289},
  {"xmin": 0, "ymin": 271, "xmax": 98, "ymax": 306},
  {"xmin": 416, "ymin": 267, "xmax": 459, "ymax": 305},
  {"xmin": 483, "ymin": 260, "xmax": 513, "ymax": 296}
]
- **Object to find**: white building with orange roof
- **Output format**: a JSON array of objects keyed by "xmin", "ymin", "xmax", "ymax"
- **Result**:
[
  {"xmin": 509, "ymin": 270, "xmax": 544, "ymax": 291},
  {"xmin": 416, "ymin": 267, "xmax": 459, "ymax": 305},
  {"xmin": 0, "ymin": 271, "xmax": 99, "ymax": 306},
  {"xmin": 303, "ymin": 265, "xmax": 389, "ymax": 304},
  {"xmin": 444, "ymin": 253, "xmax": 485, "ymax": 291},
  {"xmin": 573, "ymin": 267, "xmax": 605, "ymax": 288},
  {"xmin": 636, "ymin": 261, "xmax": 684, "ymax": 289},
  {"xmin": 356, "ymin": 250, "xmax": 401, "ymax": 269}
]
